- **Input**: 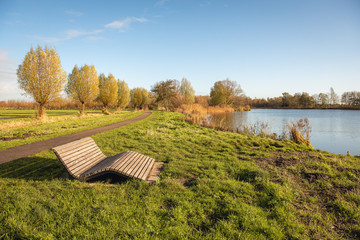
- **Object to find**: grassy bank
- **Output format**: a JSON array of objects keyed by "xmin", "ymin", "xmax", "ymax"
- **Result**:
[
  {"xmin": 0, "ymin": 111, "xmax": 359, "ymax": 239},
  {"xmin": 0, "ymin": 110, "xmax": 143, "ymax": 150}
]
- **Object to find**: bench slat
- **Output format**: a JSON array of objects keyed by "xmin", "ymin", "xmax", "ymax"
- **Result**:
[
  {"xmin": 114, "ymin": 152, "xmax": 140, "ymax": 172},
  {"xmin": 123, "ymin": 153, "xmax": 147, "ymax": 177},
  {"xmin": 60, "ymin": 144, "xmax": 102, "ymax": 162},
  {"xmin": 139, "ymin": 158, "xmax": 155, "ymax": 180},
  {"xmin": 65, "ymin": 148, "xmax": 104, "ymax": 169},
  {"xmin": 54, "ymin": 138, "xmax": 94, "ymax": 153},
  {"xmin": 116, "ymin": 154, "xmax": 138, "ymax": 173},
  {"xmin": 52, "ymin": 138, "xmax": 159, "ymax": 181},
  {"xmin": 133, "ymin": 156, "xmax": 152, "ymax": 179},
  {"xmin": 71, "ymin": 153, "xmax": 105, "ymax": 176}
]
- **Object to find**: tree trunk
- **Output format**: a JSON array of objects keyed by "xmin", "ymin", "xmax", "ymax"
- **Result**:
[
  {"xmin": 102, "ymin": 105, "xmax": 109, "ymax": 114},
  {"xmin": 116, "ymin": 106, "xmax": 121, "ymax": 112},
  {"xmin": 37, "ymin": 103, "xmax": 46, "ymax": 119},
  {"xmin": 80, "ymin": 102, "xmax": 85, "ymax": 115}
]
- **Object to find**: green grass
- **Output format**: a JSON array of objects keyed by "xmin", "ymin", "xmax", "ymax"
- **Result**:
[
  {"xmin": 0, "ymin": 109, "xmax": 100, "ymax": 119},
  {"xmin": 0, "ymin": 110, "xmax": 143, "ymax": 150},
  {"xmin": 0, "ymin": 111, "xmax": 359, "ymax": 239}
]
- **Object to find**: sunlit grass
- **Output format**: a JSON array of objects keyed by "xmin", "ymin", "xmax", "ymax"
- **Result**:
[
  {"xmin": 0, "ymin": 110, "xmax": 143, "ymax": 150},
  {"xmin": 0, "ymin": 111, "xmax": 359, "ymax": 239}
]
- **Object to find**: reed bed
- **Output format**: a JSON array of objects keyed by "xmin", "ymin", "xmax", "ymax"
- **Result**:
[
  {"xmin": 178, "ymin": 104, "xmax": 312, "ymax": 146},
  {"xmin": 207, "ymin": 105, "xmax": 234, "ymax": 113},
  {"xmin": 286, "ymin": 118, "xmax": 312, "ymax": 147}
]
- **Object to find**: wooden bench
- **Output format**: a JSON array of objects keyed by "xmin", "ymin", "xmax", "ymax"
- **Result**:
[{"xmin": 52, "ymin": 137, "xmax": 161, "ymax": 182}]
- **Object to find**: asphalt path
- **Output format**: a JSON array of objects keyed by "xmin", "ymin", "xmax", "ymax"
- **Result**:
[{"xmin": 0, "ymin": 112, "xmax": 151, "ymax": 164}]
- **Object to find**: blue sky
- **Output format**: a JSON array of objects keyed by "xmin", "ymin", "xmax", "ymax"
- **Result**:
[{"xmin": 0, "ymin": 0, "xmax": 359, "ymax": 100}]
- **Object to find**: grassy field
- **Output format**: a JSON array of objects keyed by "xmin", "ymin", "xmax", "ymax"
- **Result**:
[
  {"xmin": 0, "ymin": 109, "xmax": 143, "ymax": 151},
  {"xmin": 0, "ymin": 109, "xmax": 100, "ymax": 119},
  {"xmin": 0, "ymin": 111, "xmax": 359, "ymax": 239}
]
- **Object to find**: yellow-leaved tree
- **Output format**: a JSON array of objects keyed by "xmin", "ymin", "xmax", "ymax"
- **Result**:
[
  {"xmin": 116, "ymin": 80, "xmax": 130, "ymax": 111},
  {"xmin": 180, "ymin": 77, "xmax": 195, "ymax": 104},
  {"xmin": 131, "ymin": 87, "xmax": 151, "ymax": 110},
  {"xmin": 98, "ymin": 73, "xmax": 118, "ymax": 113},
  {"xmin": 66, "ymin": 64, "xmax": 99, "ymax": 115},
  {"xmin": 17, "ymin": 46, "xmax": 67, "ymax": 118},
  {"xmin": 131, "ymin": 87, "xmax": 143, "ymax": 110}
]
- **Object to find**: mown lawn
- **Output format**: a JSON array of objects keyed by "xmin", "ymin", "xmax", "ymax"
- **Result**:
[
  {"xmin": 0, "ymin": 111, "xmax": 359, "ymax": 239},
  {"xmin": 0, "ymin": 110, "xmax": 143, "ymax": 150}
]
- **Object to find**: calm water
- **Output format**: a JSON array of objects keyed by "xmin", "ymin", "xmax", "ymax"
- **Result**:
[{"xmin": 210, "ymin": 109, "xmax": 360, "ymax": 155}]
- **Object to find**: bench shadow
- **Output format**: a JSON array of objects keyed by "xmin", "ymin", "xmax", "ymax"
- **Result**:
[
  {"xmin": 0, "ymin": 156, "xmax": 65, "ymax": 181},
  {"xmin": 0, "ymin": 156, "xmax": 130, "ymax": 184},
  {"xmin": 87, "ymin": 173, "xmax": 129, "ymax": 184}
]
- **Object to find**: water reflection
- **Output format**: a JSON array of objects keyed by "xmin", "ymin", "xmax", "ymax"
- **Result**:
[
  {"xmin": 207, "ymin": 112, "xmax": 235, "ymax": 129},
  {"xmin": 208, "ymin": 109, "xmax": 360, "ymax": 155}
]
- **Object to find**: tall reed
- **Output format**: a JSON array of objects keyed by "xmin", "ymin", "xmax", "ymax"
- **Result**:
[
  {"xmin": 286, "ymin": 118, "xmax": 312, "ymax": 147},
  {"xmin": 179, "ymin": 104, "xmax": 312, "ymax": 146}
]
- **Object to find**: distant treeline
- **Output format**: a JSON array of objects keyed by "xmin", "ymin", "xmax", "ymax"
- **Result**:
[{"xmin": 249, "ymin": 88, "xmax": 360, "ymax": 110}]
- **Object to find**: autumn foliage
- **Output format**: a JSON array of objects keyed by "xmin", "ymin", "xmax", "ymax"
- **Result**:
[
  {"xmin": 66, "ymin": 64, "xmax": 99, "ymax": 115},
  {"xmin": 17, "ymin": 46, "xmax": 67, "ymax": 118}
]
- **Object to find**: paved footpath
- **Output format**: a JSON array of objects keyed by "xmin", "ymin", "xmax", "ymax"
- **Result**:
[{"xmin": 0, "ymin": 112, "xmax": 151, "ymax": 164}]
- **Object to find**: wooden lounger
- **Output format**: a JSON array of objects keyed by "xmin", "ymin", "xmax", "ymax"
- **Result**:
[{"xmin": 52, "ymin": 137, "xmax": 161, "ymax": 182}]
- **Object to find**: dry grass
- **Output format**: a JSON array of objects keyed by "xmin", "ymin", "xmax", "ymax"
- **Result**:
[
  {"xmin": 235, "ymin": 104, "xmax": 251, "ymax": 111},
  {"xmin": 0, "ymin": 113, "xmax": 101, "ymax": 131},
  {"xmin": 175, "ymin": 104, "xmax": 207, "ymax": 125},
  {"xmin": 207, "ymin": 105, "xmax": 234, "ymax": 113},
  {"xmin": 286, "ymin": 118, "xmax": 312, "ymax": 147}
]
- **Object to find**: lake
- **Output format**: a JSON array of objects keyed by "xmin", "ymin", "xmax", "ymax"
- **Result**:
[{"xmin": 209, "ymin": 109, "xmax": 360, "ymax": 155}]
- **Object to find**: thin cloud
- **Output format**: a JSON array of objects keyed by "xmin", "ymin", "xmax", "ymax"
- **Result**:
[
  {"xmin": 33, "ymin": 29, "xmax": 104, "ymax": 43},
  {"xmin": 0, "ymin": 49, "xmax": 15, "ymax": 67},
  {"xmin": 0, "ymin": 49, "xmax": 22, "ymax": 100},
  {"xmin": 155, "ymin": 0, "xmax": 169, "ymax": 7},
  {"xmin": 32, "ymin": 16, "xmax": 147, "ymax": 43},
  {"xmin": 65, "ymin": 9, "xmax": 84, "ymax": 17},
  {"xmin": 64, "ymin": 29, "xmax": 103, "ymax": 39},
  {"xmin": 105, "ymin": 17, "xmax": 148, "ymax": 32}
]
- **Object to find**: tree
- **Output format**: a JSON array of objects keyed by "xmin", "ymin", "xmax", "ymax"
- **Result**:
[
  {"xmin": 141, "ymin": 88, "xmax": 152, "ymax": 109},
  {"xmin": 195, "ymin": 95, "xmax": 210, "ymax": 107},
  {"xmin": 329, "ymin": 87, "xmax": 339, "ymax": 105},
  {"xmin": 299, "ymin": 92, "xmax": 314, "ymax": 108},
  {"xmin": 131, "ymin": 87, "xmax": 151, "ymax": 110},
  {"xmin": 98, "ymin": 73, "xmax": 118, "ymax": 113},
  {"xmin": 180, "ymin": 77, "xmax": 195, "ymax": 104},
  {"xmin": 210, "ymin": 79, "xmax": 243, "ymax": 106},
  {"xmin": 17, "ymin": 46, "xmax": 67, "ymax": 118},
  {"xmin": 318, "ymin": 93, "xmax": 329, "ymax": 106},
  {"xmin": 281, "ymin": 92, "xmax": 292, "ymax": 107},
  {"xmin": 342, "ymin": 91, "xmax": 360, "ymax": 106},
  {"xmin": 116, "ymin": 80, "xmax": 130, "ymax": 111},
  {"xmin": 131, "ymin": 88, "xmax": 143, "ymax": 110},
  {"xmin": 151, "ymin": 80, "xmax": 180, "ymax": 111},
  {"xmin": 66, "ymin": 64, "xmax": 98, "ymax": 115}
]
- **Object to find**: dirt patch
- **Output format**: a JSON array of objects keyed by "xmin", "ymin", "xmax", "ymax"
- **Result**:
[
  {"xmin": 275, "ymin": 155, "xmax": 299, "ymax": 167},
  {"xmin": 337, "ymin": 166, "xmax": 360, "ymax": 175},
  {"xmin": 172, "ymin": 176, "xmax": 198, "ymax": 187},
  {"xmin": 303, "ymin": 172, "xmax": 330, "ymax": 183}
]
